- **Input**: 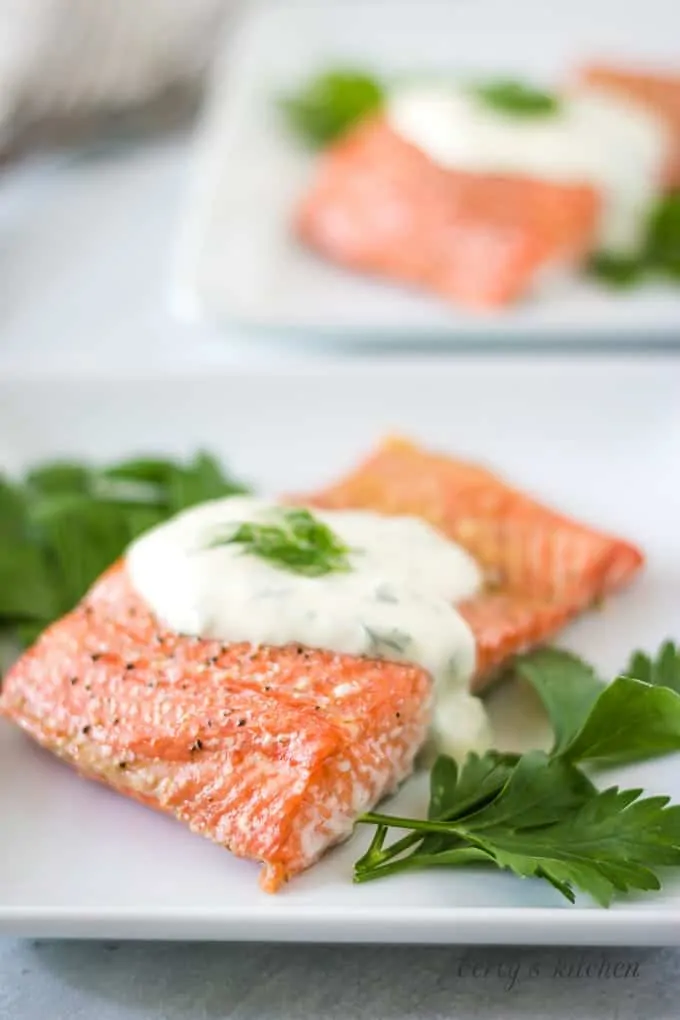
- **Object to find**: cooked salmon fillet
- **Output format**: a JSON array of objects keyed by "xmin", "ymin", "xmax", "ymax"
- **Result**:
[
  {"xmin": 303, "ymin": 437, "xmax": 644, "ymax": 682},
  {"xmin": 296, "ymin": 118, "xmax": 601, "ymax": 309},
  {"xmin": 0, "ymin": 439, "xmax": 643, "ymax": 890},
  {"xmin": 0, "ymin": 563, "xmax": 431, "ymax": 893},
  {"xmin": 580, "ymin": 64, "xmax": 680, "ymax": 188}
]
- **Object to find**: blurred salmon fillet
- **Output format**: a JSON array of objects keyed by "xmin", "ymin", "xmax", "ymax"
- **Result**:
[
  {"xmin": 580, "ymin": 64, "xmax": 680, "ymax": 188},
  {"xmin": 0, "ymin": 439, "xmax": 643, "ymax": 890},
  {"xmin": 304, "ymin": 437, "xmax": 644, "ymax": 682},
  {"xmin": 296, "ymin": 118, "xmax": 601, "ymax": 309}
]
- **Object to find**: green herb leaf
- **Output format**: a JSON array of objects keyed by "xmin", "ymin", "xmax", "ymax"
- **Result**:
[
  {"xmin": 624, "ymin": 641, "xmax": 680, "ymax": 694},
  {"xmin": 471, "ymin": 78, "xmax": 561, "ymax": 118},
  {"xmin": 465, "ymin": 784, "xmax": 680, "ymax": 907},
  {"xmin": 356, "ymin": 753, "xmax": 596, "ymax": 895},
  {"xmin": 588, "ymin": 191, "xmax": 680, "ymax": 290},
  {"xmin": 280, "ymin": 70, "xmax": 384, "ymax": 146},
  {"xmin": 560, "ymin": 676, "xmax": 680, "ymax": 768},
  {"xmin": 430, "ymin": 750, "xmax": 519, "ymax": 820},
  {"xmin": 355, "ymin": 643, "xmax": 680, "ymax": 904},
  {"xmin": 356, "ymin": 752, "xmax": 680, "ymax": 905},
  {"xmin": 586, "ymin": 252, "xmax": 645, "ymax": 288},
  {"xmin": 0, "ymin": 452, "xmax": 249, "ymax": 655},
  {"xmin": 646, "ymin": 191, "xmax": 680, "ymax": 280},
  {"xmin": 167, "ymin": 452, "xmax": 248, "ymax": 513},
  {"xmin": 514, "ymin": 647, "xmax": 605, "ymax": 753},
  {"xmin": 25, "ymin": 462, "xmax": 93, "ymax": 496},
  {"xmin": 0, "ymin": 479, "xmax": 56, "ymax": 622},
  {"xmin": 213, "ymin": 507, "xmax": 353, "ymax": 577},
  {"xmin": 30, "ymin": 496, "xmax": 143, "ymax": 613}
]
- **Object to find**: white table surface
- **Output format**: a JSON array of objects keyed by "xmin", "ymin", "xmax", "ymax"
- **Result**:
[{"xmin": 2, "ymin": 133, "xmax": 680, "ymax": 1019}]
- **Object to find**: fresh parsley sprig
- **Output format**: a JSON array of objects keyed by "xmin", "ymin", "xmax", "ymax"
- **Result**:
[
  {"xmin": 0, "ymin": 452, "xmax": 249, "ymax": 655},
  {"xmin": 355, "ymin": 643, "xmax": 680, "ymax": 906},
  {"xmin": 211, "ymin": 507, "xmax": 353, "ymax": 578}
]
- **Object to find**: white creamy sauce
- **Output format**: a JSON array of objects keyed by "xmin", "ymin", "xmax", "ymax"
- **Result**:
[
  {"xmin": 126, "ymin": 496, "xmax": 492, "ymax": 760},
  {"xmin": 386, "ymin": 82, "xmax": 671, "ymax": 253}
]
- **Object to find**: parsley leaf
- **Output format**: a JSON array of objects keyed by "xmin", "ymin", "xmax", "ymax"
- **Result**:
[
  {"xmin": 625, "ymin": 641, "xmax": 680, "ymax": 694},
  {"xmin": 471, "ymin": 79, "xmax": 561, "ymax": 118},
  {"xmin": 430, "ymin": 750, "xmax": 519, "ymax": 821},
  {"xmin": 280, "ymin": 70, "xmax": 384, "ymax": 146},
  {"xmin": 586, "ymin": 252, "xmax": 645, "ymax": 288},
  {"xmin": 514, "ymin": 647, "xmax": 680, "ymax": 767},
  {"xmin": 514, "ymin": 647, "xmax": 605, "ymax": 753},
  {"xmin": 212, "ymin": 507, "xmax": 353, "ymax": 578},
  {"xmin": 561, "ymin": 676, "xmax": 680, "ymax": 767},
  {"xmin": 647, "ymin": 191, "xmax": 680, "ymax": 280},
  {"xmin": 589, "ymin": 191, "xmax": 680, "ymax": 289},
  {"xmin": 356, "ymin": 642, "xmax": 680, "ymax": 905},
  {"xmin": 466, "ymin": 782, "xmax": 680, "ymax": 907}
]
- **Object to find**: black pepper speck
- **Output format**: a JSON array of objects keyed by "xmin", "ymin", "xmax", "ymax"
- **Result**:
[
  {"xmin": 237, "ymin": 718, "xmax": 246, "ymax": 727},
  {"xmin": 82, "ymin": 725, "xmax": 91, "ymax": 735}
]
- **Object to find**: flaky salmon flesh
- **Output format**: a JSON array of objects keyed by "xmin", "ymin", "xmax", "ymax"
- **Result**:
[
  {"xmin": 295, "ymin": 118, "xmax": 601, "ymax": 309},
  {"xmin": 0, "ymin": 439, "xmax": 644, "ymax": 891}
]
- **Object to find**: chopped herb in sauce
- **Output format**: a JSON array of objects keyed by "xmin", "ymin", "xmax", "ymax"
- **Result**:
[{"xmin": 363, "ymin": 626, "xmax": 412, "ymax": 657}]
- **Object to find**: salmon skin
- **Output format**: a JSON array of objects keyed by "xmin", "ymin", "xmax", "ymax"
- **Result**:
[
  {"xmin": 580, "ymin": 64, "xmax": 680, "ymax": 189},
  {"xmin": 0, "ymin": 440, "xmax": 643, "ymax": 889},
  {"xmin": 296, "ymin": 118, "xmax": 601, "ymax": 309},
  {"xmin": 303, "ymin": 437, "xmax": 644, "ymax": 683}
]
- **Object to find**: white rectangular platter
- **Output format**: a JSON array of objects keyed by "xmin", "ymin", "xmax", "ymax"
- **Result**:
[
  {"xmin": 175, "ymin": 0, "xmax": 680, "ymax": 347},
  {"xmin": 1, "ymin": 356, "xmax": 679, "ymax": 942}
]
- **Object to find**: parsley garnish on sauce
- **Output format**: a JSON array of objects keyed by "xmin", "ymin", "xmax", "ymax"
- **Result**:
[
  {"xmin": 210, "ymin": 507, "xmax": 353, "ymax": 577},
  {"xmin": 470, "ymin": 78, "xmax": 561, "ymax": 118}
]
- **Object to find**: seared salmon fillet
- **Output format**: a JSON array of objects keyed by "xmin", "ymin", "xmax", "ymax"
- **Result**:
[
  {"xmin": 296, "ymin": 118, "xmax": 601, "ymax": 309},
  {"xmin": 580, "ymin": 65, "xmax": 680, "ymax": 188},
  {"xmin": 0, "ymin": 440, "xmax": 643, "ymax": 889},
  {"xmin": 304, "ymin": 437, "xmax": 644, "ymax": 683},
  {"xmin": 0, "ymin": 563, "xmax": 431, "ymax": 893}
]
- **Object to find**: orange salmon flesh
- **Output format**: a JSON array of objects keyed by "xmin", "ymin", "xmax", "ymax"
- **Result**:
[
  {"xmin": 0, "ymin": 439, "xmax": 644, "ymax": 891},
  {"xmin": 295, "ymin": 118, "xmax": 601, "ymax": 309}
]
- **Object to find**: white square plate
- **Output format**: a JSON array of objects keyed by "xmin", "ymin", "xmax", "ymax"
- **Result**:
[
  {"xmin": 1, "ymin": 356, "xmax": 680, "ymax": 943},
  {"xmin": 175, "ymin": 0, "xmax": 680, "ymax": 347}
]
